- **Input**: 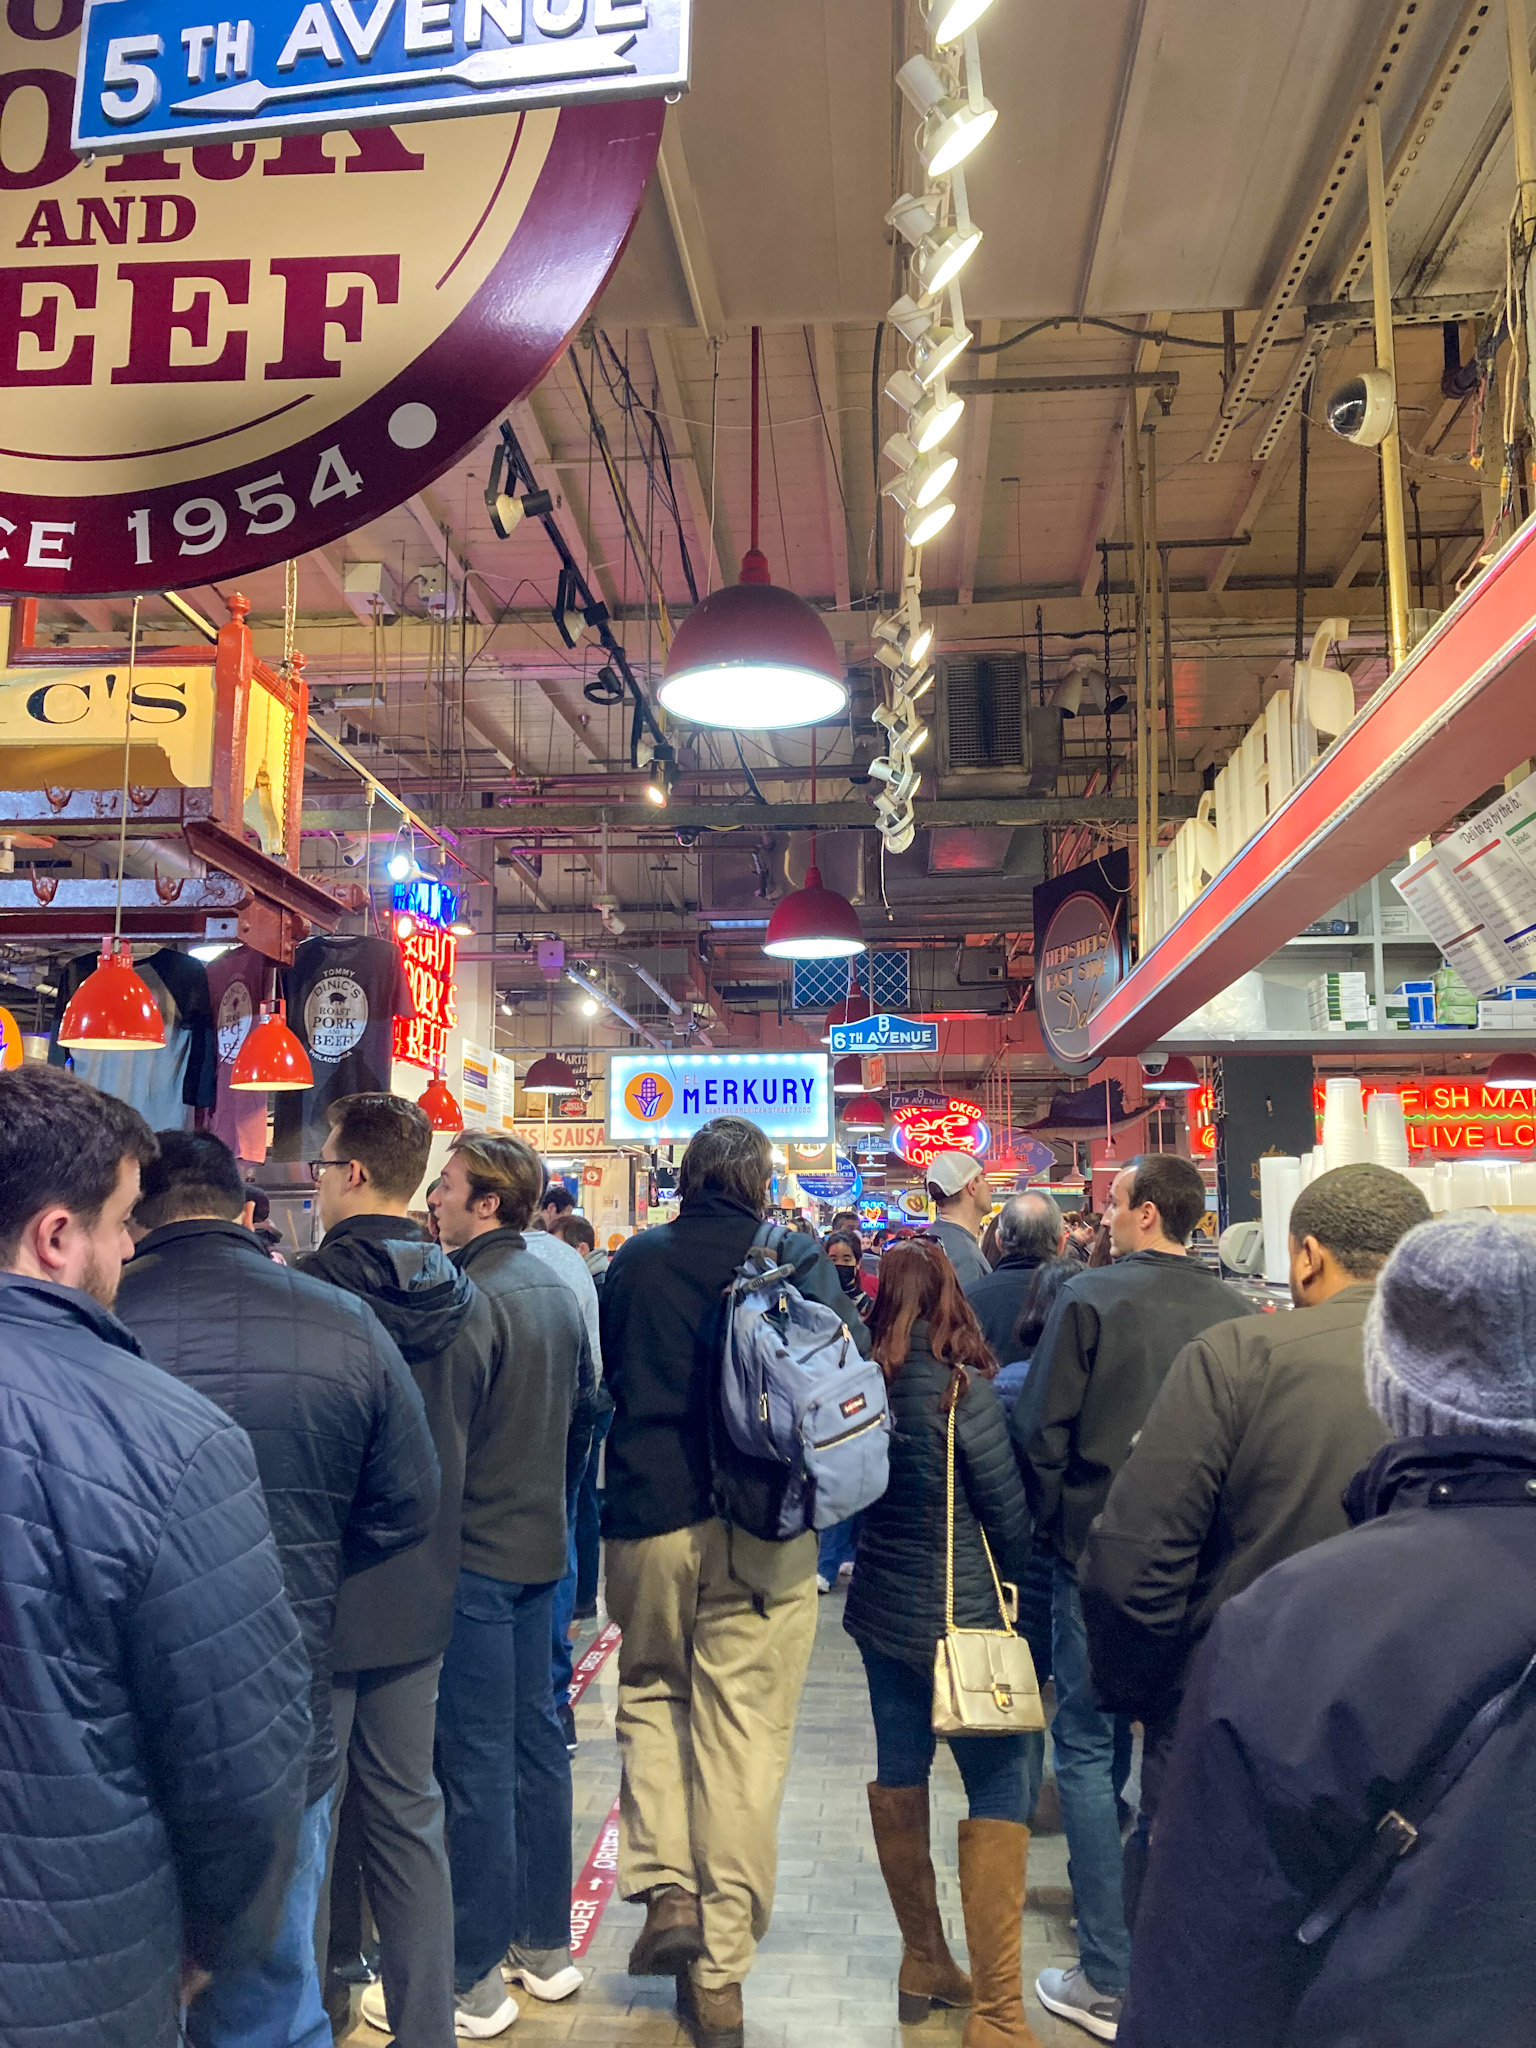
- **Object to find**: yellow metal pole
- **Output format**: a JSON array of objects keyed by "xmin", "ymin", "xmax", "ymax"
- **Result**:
[
  {"xmin": 1143, "ymin": 421, "xmax": 1162, "ymax": 860},
  {"xmin": 1126, "ymin": 409, "xmax": 1151, "ymax": 921},
  {"xmin": 1364, "ymin": 99, "xmax": 1412, "ymax": 672},
  {"xmin": 1506, "ymin": 0, "xmax": 1536, "ymax": 488}
]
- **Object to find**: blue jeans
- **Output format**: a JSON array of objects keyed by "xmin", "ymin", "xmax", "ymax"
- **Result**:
[
  {"xmin": 575, "ymin": 1408, "xmax": 611, "ymax": 1612},
  {"xmin": 551, "ymin": 1467, "xmax": 584, "ymax": 1711},
  {"xmin": 1050, "ymin": 1556, "xmax": 1130, "ymax": 1995},
  {"xmin": 436, "ymin": 1571, "xmax": 573, "ymax": 1986},
  {"xmin": 860, "ymin": 1645, "xmax": 1042, "ymax": 1825},
  {"xmin": 817, "ymin": 1514, "xmax": 861, "ymax": 1581},
  {"xmin": 189, "ymin": 1793, "xmax": 332, "ymax": 2048}
]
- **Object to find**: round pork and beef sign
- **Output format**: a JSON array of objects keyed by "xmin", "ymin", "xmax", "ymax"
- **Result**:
[{"xmin": 0, "ymin": 4, "xmax": 662, "ymax": 596}]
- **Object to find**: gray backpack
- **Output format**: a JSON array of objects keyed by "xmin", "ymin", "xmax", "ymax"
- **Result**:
[{"xmin": 716, "ymin": 1225, "xmax": 891, "ymax": 1541}]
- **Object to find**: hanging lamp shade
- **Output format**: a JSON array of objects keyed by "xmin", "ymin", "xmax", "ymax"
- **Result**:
[
  {"xmin": 833, "ymin": 1056, "xmax": 864, "ymax": 1094},
  {"xmin": 523, "ymin": 1052, "xmax": 581, "ymax": 1096},
  {"xmin": 418, "ymin": 1073, "xmax": 464, "ymax": 1130},
  {"xmin": 763, "ymin": 864, "xmax": 866, "ymax": 960},
  {"xmin": 230, "ymin": 1004, "xmax": 313, "ymax": 1091},
  {"xmin": 822, "ymin": 988, "xmax": 873, "ymax": 1036},
  {"xmin": 841, "ymin": 1092, "xmax": 888, "ymax": 1132},
  {"xmin": 1143, "ymin": 1055, "xmax": 1201, "ymax": 1091},
  {"xmin": 659, "ymin": 555, "xmax": 849, "ymax": 732},
  {"xmin": 1484, "ymin": 1050, "xmax": 1536, "ymax": 1091},
  {"xmin": 59, "ymin": 941, "xmax": 166, "ymax": 1052}
]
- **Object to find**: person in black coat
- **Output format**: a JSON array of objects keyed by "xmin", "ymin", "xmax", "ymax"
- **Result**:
[
  {"xmin": 845, "ymin": 1239, "xmax": 1038, "ymax": 2048},
  {"xmin": 0, "ymin": 1068, "xmax": 311, "ymax": 2048},
  {"xmin": 117, "ymin": 1130, "xmax": 441, "ymax": 2048},
  {"xmin": 964, "ymin": 1190, "xmax": 1067, "ymax": 1365},
  {"xmin": 1122, "ymin": 1211, "xmax": 1536, "ymax": 2048}
]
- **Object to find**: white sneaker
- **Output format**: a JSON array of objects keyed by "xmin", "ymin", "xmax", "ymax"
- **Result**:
[
  {"xmin": 815, "ymin": 1574, "xmax": 831, "ymax": 1593},
  {"xmin": 1036, "ymin": 1964, "xmax": 1122, "ymax": 2041},
  {"xmin": 502, "ymin": 1944, "xmax": 583, "ymax": 2001},
  {"xmin": 455, "ymin": 1966, "xmax": 520, "ymax": 2037},
  {"xmin": 357, "ymin": 1981, "xmax": 392, "ymax": 2035}
]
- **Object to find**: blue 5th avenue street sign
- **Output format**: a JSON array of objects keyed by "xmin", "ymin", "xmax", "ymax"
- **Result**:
[
  {"xmin": 73, "ymin": 0, "xmax": 691, "ymax": 156},
  {"xmin": 828, "ymin": 1013, "xmax": 940, "ymax": 1055}
]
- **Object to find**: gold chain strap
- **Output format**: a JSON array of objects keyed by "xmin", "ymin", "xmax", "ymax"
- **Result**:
[{"xmin": 944, "ymin": 1388, "xmax": 1017, "ymax": 1638}]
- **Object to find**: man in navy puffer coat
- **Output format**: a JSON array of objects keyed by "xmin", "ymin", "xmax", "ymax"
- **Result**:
[{"xmin": 0, "ymin": 1066, "xmax": 311, "ymax": 2048}]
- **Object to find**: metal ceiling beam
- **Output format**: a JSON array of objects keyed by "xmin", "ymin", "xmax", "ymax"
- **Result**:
[
  {"xmin": 951, "ymin": 371, "xmax": 1180, "ymax": 396},
  {"xmin": 656, "ymin": 120, "xmax": 726, "ymax": 340},
  {"xmin": 648, "ymin": 328, "xmax": 737, "ymax": 588},
  {"xmin": 1074, "ymin": 0, "xmax": 1172, "ymax": 318},
  {"xmin": 956, "ymin": 318, "xmax": 1001, "ymax": 609},
  {"xmin": 305, "ymin": 795, "xmax": 1193, "ymax": 834},
  {"xmin": 1074, "ymin": 315, "xmax": 1168, "ymax": 596},
  {"xmin": 810, "ymin": 324, "xmax": 852, "ymax": 613},
  {"xmin": 1203, "ymin": 4, "xmax": 1435, "ymax": 464}
]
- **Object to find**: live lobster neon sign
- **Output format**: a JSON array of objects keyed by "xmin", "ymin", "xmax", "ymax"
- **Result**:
[{"xmin": 891, "ymin": 1095, "xmax": 991, "ymax": 1171}]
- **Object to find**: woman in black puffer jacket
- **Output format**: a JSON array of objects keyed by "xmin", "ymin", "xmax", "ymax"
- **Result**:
[{"xmin": 844, "ymin": 1240, "xmax": 1040, "ymax": 2048}]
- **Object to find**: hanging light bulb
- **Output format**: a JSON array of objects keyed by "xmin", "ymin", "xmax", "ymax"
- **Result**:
[
  {"xmin": 841, "ymin": 1092, "xmax": 888, "ymax": 1132},
  {"xmin": 417, "ymin": 1072, "xmax": 464, "ymax": 1130},
  {"xmin": 387, "ymin": 826, "xmax": 415, "ymax": 883},
  {"xmin": 914, "ymin": 222, "xmax": 982, "ymax": 296},
  {"xmin": 230, "ymin": 1003, "xmax": 313, "ymax": 1091},
  {"xmin": 763, "ymin": 865, "xmax": 866, "ymax": 959},
  {"xmin": 1483, "ymin": 1051, "xmax": 1536, "ymax": 1091},
  {"xmin": 661, "ymin": 330, "xmax": 848, "ymax": 732},
  {"xmin": 885, "ymin": 370, "xmax": 966, "ymax": 453},
  {"xmin": 833, "ymin": 1056, "xmax": 865, "ymax": 1094},
  {"xmin": 59, "ymin": 941, "xmax": 167, "ymax": 1052},
  {"xmin": 923, "ymin": 0, "xmax": 997, "ymax": 44},
  {"xmin": 1142, "ymin": 1055, "xmax": 1202, "ymax": 1092},
  {"xmin": 884, "ymin": 440, "xmax": 960, "ymax": 510},
  {"xmin": 904, "ymin": 497, "xmax": 957, "ymax": 547},
  {"xmin": 523, "ymin": 1052, "xmax": 582, "ymax": 1095},
  {"xmin": 896, "ymin": 52, "xmax": 999, "ymax": 175}
]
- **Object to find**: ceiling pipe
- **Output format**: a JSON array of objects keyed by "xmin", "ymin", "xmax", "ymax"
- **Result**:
[{"xmin": 563, "ymin": 964, "xmax": 667, "ymax": 1050}]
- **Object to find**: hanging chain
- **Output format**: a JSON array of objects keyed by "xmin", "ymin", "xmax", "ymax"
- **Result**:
[{"xmin": 282, "ymin": 558, "xmax": 298, "ymax": 674}]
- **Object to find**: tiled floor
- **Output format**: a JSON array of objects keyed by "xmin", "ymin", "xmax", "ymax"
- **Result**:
[{"xmin": 342, "ymin": 1587, "xmax": 1092, "ymax": 2046}]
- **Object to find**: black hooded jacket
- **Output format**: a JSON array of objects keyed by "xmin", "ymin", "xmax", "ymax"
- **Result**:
[
  {"xmin": 299, "ymin": 1214, "xmax": 494, "ymax": 1670},
  {"xmin": 117, "ymin": 1219, "xmax": 440, "ymax": 1801}
]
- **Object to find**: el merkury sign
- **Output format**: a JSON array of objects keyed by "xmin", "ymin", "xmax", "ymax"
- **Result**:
[
  {"xmin": 74, "ymin": 0, "xmax": 691, "ymax": 155},
  {"xmin": 607, "ymin": 1054, "xmax": 830, "ymax": 1145}
]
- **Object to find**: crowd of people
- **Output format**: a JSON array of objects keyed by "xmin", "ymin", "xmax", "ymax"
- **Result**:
[{"xmin": 0, "ymin": 1068, "xmax": 1531, "ymax": 2048}]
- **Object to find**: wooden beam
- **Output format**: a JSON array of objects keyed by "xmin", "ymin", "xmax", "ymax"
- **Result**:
[
  {"xmin": 1074, "ymin": 0, "xmax": 1173, "ymax": 317},
  {"xmin": 810, "ymin": 324, "xmax": 851, "ymax": 613},
  {"xmin": 648, "ymin": 329, "xmax": 737, "ymax": 588},
  {"xmin": 655, "ymin": 118, "xmax": 726, "ymax": 339},
  {"xmin": 1075, "ymin": 316, "xmax": 1168, "ymax": 595},
  {"xmin": 956, "ymin": 318, "xmax": 1000, "ymax": 609}
]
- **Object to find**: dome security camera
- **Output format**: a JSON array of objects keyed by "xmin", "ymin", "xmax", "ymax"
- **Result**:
[
  {"xmin": 338, "ymin": 834, "xmax": 370, "ymax": 868},
  {"xmin": 1139, "ymin": 1052, "xmax": 1170, "ymax": 1078},
  {"xmin": 1325, "ymin": 369, "xmax": 1395, "ymax": 448}
]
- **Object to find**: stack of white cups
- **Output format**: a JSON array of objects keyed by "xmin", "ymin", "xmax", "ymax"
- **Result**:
[
  {"xmin": 1366, "ymin": 1091, "xmax": 1411, "ymax": 1171},
  {"xmin": 1321, "ymin": 1078, "xmax": 1369, "ymax": 1173},
  {"xmin": 1259, "ymin": 1156, "xmax": 1303, "ymax": 1286}
]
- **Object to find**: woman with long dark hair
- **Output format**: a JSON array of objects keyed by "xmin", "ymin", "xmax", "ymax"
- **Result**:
[{"xmin": 844, "ymin": 1240, "xmax": 1039, "ymax": 2048}]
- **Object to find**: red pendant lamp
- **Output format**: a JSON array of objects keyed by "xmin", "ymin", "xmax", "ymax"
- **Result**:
[
  {"xmin": 1483, "ymin": 1051, "xmax": 1536, "ymax": 1092},
  {"xmin": 842, "ymin": 1092, "xmax": 888, "ymax": 1132},
  {"xmin": 833, "ymin": 1056, "xmax": 864, "ymax": 1094},
  {"xmin": 1142, "ymin": 1055, "xmax": 1201, "ymax": 1091},
  {"xmin": 231, "ymin": 1002, "xmax": 313, "ymax": 1092},
  {"xmin": 764, "ymin": 734, "xmax": 867, "ymax": 960},
  {"xmin": 418, "ymin": 1071, "xmax": 464, "ymax": 1130},
  {"xmin": 660, "ymin": 330, "xmax": 848, "ymax": 732},
  {"xmin": 523, "ymin": 1052, "xmax": 582, "ymax": 1096},
  {"xmin": 58, "ymin": 597, "xmax": 169, "ymax": 1055}
]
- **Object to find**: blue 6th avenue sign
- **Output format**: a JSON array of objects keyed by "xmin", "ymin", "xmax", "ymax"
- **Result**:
[
  {"xmin": 828, "ymin": 1013, "xmax": 940, "ymax": 1055},
  {"xmin": 73, "ymin": 0, "xmax": 691, "ymax": 156}
]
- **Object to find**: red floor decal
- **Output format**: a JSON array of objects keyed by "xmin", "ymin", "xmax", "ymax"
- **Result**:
[
  {"xmin": 568, "ymin": 1620, "xmax": 621, "ymax": 1706},
  {"xmin": 570, "ymin": 1798, "xmax": 622, "ymax": 1957}
]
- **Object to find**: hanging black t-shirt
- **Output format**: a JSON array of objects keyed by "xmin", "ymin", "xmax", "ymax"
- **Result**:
[
  {"xmin": 272, "ymin": 934, "xmax": 415, "ymax": 1160},
  {"xmin": 50, "ymin": 948, "xmax": 215, "ymax": 1132}
]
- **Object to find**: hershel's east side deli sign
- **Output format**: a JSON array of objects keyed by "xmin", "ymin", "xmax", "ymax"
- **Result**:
[{"xmin": 0, "ymin": 2, "xmax": 661, "ymax": 596}]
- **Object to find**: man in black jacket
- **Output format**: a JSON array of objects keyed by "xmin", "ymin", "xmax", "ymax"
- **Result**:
[
  {"xmin": 1078, "ymin": 1164, "xmax": 1429, "ymax": 1925},
  {"xmin": 1121, "ymin": 1212, "xmax": 1536, "ymax": 2048},
  {"xmin": 1015, "ymin": 1153, "xmax": 1253, "ymax": 2041},
  {"xmin": 117, "ymin": 1130, "xmax": 441, "ymax": 2048},
  {"xmin": 0, "ymin": 1067, "xmax": 311, "ymax": 2048},
  {"xmin": 964, "ymin": 1190, "xmax": 1067, "ymax": 1363},
  {"xmin": 426, "ymin": 1130, "xmax": 590, "ymax": 2013},
  {"xmin": 599, "ymin": 1117, "xmax": 870, "ymax": 2048},
  {"xmin": 298, "ymin": 1094, "xmax": 502, "ymax": 2044}
]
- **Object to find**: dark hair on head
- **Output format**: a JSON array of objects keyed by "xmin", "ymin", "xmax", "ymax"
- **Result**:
[
  {"xmin": 542, "ymin": 1182, "xmax": 575, "ymax": 1216},
  {"xmin": 135, "ymin": 1130, "xmax": 245, "ymax": 1230},
  {"xmin": 1289, "ymin": 1163, "xmax": 1431, "ymax": 1280},
  {"xmin": 0, "ymin": 1067, "xmax": 157, "ymax": 1261},
  {"xmin": 1124, "ymin": 1153, "xmax": 1207, "ymax": 1244},
  {"xmin": 554, "ymin": 1213, "xmax": 596, "ymax": 1252},
  {"xmin": 327, "ymin": 1093, "xmax": 431, "ymax": 1202},
  {"xmin": 449, "ymin": 1131, "xmax": 544, "ymax": 1232},
  {"xmin": 244, "ymin": 1184, "xmax": 271, "ymax": 1224},
  {"xmin": 869, "ymin": 1238, "xmax": 996, "ymax": 1397},
  {"xmin": 1010, "ymin": 1255, "xmax": 1076, "ymax": 1359},
  {"xmin": 677, "ymin": 1116, "xmax": 773, "ymax": 1214},
  {"xmin": 826, "ymin": 1230, "xmax": 862, "ymax": 1260}
]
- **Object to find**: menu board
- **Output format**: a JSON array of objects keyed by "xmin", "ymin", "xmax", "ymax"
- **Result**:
[{"xmin": 1394, "ymin": 772, "xmax": 1536, "ymax": 993}]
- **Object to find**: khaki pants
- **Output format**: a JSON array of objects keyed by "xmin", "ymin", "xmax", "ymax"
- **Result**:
[{"xmin": 604, "ymin": 1518, "xmax": 819, "ymax": 1988}]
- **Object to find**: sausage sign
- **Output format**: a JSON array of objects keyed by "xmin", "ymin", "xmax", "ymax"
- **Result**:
[{"xmin": 0, "ymin": 2, "xmax": 669, "ymax": 597}]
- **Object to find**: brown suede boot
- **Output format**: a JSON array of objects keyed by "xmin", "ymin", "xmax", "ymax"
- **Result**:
[
  {"xmin": 676, "ymin": 1974, "xmax": 745, "ymax": 2048},
  {"xmin": 626, "ymin": 1884, "xmax": 704, "ymax": 1975},
  {"xmin": 956, "ymin": 1819, "xmax": 1041, "ymax": 2048},
  {"xmin": 867, "ymin": 1782, "xmax": 973, "ymax": 2023}
]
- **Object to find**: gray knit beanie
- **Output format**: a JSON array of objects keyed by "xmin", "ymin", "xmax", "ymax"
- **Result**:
[{"xmin": 1363, "ymin": 1213, "xmax": 1536, "ymax": 1444}]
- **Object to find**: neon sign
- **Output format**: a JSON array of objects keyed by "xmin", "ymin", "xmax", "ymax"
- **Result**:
[
  {"xmin": 392, "ymin": 884, "xmax": 457, "ymax": 1072},
  {"xmin": 891, "ymin": 1094, "xmax": 991, "ymax": 1172}
]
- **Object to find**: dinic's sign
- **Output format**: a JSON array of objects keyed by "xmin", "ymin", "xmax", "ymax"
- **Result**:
[
  {"xmin": 0, "ymin": 8, "xmax": 661, "ymax": 597},
  {"xmin": 73, "ymin": 0, "xmax": 692, "ymax": 156}
]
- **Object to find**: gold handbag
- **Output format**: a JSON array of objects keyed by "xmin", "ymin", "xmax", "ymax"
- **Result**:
[{"xmin": 931, "ymin": 1395, "xmax": 1045, "ymax": 1736}]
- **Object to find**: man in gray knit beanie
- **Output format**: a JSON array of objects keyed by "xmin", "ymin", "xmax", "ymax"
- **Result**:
[{"xmin": 1363, "ymin": 1212, "xmax": 1536, "ymax": 1442}]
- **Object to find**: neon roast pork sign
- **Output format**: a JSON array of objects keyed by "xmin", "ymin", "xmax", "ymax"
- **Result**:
[
  {"xmin": 890, "ymin": 1093, "xmax": 991, "ymax": 1173},
  {"xmin": 0, "ymin": 2, "xmax": 666, "ymax": 597}
]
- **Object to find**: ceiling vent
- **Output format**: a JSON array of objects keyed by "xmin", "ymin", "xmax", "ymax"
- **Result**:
[{"xmin": 934, "ymin": 654, "xmax": 1060, "ymax": 798}]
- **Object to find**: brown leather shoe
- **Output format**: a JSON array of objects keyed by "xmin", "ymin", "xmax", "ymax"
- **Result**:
[
  {"xmin": 676, "ymin": 1975, "xmax": 745, "ymax": 2048},
  {"xmin": 957, "ymin": 1820, "xmax": 1041, "ymax": 2047},
  {"xmin": 626, "ymin": 1884, "xmax": 705, "ymax": 1976},
  {"xmin": 866, "ymin": 1782, "xmax": 972, "ymax": 2022}
]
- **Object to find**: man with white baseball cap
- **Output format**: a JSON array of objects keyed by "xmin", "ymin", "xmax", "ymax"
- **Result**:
[{"xmin": 921, "ymin": 1152, "xmax": 993, "ymax": 1289}]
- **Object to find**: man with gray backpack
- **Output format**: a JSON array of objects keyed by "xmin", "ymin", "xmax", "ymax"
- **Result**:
[{"xmin": 598, "ymin": 1116, "xmax": 877, "ymax": 2048}]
